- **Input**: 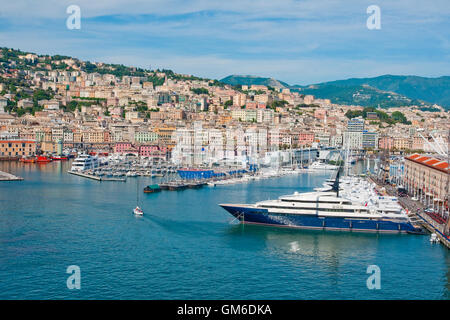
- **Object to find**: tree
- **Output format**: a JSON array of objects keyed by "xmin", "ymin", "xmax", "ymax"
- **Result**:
[
  {"xmin": 224, "ymin": 100, "xmax": 232, "ymax": 109},
  {"xmin": 190, "ymin": 88, "xmax": 209, "ymax": 95}
]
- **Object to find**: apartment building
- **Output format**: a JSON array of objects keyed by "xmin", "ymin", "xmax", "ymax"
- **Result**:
[{"xmin": 0, "ymin": 139, "xmax": 36, "ymax": 158}]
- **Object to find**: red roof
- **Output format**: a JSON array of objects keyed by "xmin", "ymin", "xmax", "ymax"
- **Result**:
[
  {"xmin": 406, "ymin": 153, "xmax": 449, "ymax": 173},
  {"xmin": 424, "ymin": 159, "xmax": 440, "ymax": 165},
  {"xmin": 434, "ymin": 162, "xmax": 449, "ymax": 170},
  {"xmin": 408, "ymin": 154, "xmax": 421, "ymax": 160},
  {"xmin": 416, "ymin": 156, "xmax": 430, "ymax": 162}
]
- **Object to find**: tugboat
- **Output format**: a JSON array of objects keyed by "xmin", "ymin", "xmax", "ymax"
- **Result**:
[{"xmin": 36, "ymin": 155, "xmax": 52, "ymax": 163}]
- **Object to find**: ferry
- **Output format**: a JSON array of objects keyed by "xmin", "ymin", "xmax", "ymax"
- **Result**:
[
  {"xmin": 220, "ymin": 175, "xmax": 421, "ymax": 234},
  {"xmin": 70, "ymin": 154, "xmax": 100, "ymax": 172}
]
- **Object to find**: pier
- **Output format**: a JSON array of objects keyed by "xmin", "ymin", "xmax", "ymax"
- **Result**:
[
  {"xmin": 369, "ymin": 176, "xmax": 450, "ymax": 249},
  {"xmin": 67, "ymin": 171, "xmax": 126, "ymax": 182},
  {"xmin": 0, "ymin": 170, "xmax": 23, "ymax": 181}
]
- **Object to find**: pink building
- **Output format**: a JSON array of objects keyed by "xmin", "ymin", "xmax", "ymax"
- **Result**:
[
  {"xmin": 114, "ymin": 142, "xmax": 167, "ymax": 159},
  {"xmin": 298, "ymin": 132, "xmax": 315, "ymax": 146},
  {"xmin": 114, "ymin": 142, "xmax": 138, "ymax": 155},
  {"xmin": 139, "ymin": 145, "xmax": 166, "ymax": 159},
  {"xmin": 378, "ymin": 136, "xmax": 394, "ymax": 150}
]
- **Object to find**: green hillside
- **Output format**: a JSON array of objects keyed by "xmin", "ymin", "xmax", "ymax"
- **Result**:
[
  {"xmin": 220, "ymin": 75, "xmax": 289, "ymax": 88},
  {"xmin": 296, "ymin": 75, "xmax": 450, "ymax": 108}
]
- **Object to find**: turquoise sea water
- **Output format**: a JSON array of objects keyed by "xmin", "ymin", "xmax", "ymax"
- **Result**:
[{"xmin": 0, "ymin": 161, "xmax": 448, "ymax": 300}]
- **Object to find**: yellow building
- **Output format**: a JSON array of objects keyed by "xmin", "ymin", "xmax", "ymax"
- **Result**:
[{"xmin": 0, "ymin": 139, "xmax": 36, "ymax": 158}]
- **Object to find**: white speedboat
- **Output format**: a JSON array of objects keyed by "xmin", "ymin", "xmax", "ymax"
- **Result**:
[
  {"xmin": 133, "ymin": 206, "xmax": 144, "ymax": 216},
  {"xmin": 430, "ymin": 233, "xmax": 439, "ymax": 243}
]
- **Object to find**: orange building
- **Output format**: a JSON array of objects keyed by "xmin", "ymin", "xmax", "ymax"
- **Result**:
[{"xmin": 0, "ymin": 139, "xmax": 37, "ymax": 158}]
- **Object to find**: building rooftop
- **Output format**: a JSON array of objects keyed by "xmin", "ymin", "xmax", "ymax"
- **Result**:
[{"xmin": 406, "ymin": 153, "xmax": 449, "ymax": 173}]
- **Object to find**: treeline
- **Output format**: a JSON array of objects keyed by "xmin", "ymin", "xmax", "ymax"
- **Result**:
[
  {"xmin": 345, "ymin": 107, "xmax": 411, "ymax": 125},
  {"xmin": 82, "ymin": 61, "xmax": 147, "ymax": 77},
  {"xmin": 190, "ymin": 88, "xmax": 209, "ymax": 95}
]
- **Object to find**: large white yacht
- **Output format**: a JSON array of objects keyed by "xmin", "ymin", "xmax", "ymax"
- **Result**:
[
  {"xmin": 220, "ymin": 175, "xmax": 421, "ymax": 233},
  {"xmin": 70, "ymin": 154, "xmax": 100, "ymax": 172}
]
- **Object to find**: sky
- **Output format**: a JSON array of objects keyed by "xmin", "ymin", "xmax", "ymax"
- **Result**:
[{"xmin": 0, "ymin": 0, "xmax": 449, "ymax": 85}]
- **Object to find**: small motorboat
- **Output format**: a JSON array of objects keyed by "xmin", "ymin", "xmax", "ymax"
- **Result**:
[
  {"xmin": 133, "ymin": 206, "xmax": 144, "ymax": 216},
  {"xmin": 430, "ymin": 233, "xmax": 439, "ymax": 243}
]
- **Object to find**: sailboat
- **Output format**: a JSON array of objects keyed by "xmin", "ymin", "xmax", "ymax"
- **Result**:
[{"xmin": 133, "ymin": 178, "xmax": 144, "ymax": 216}]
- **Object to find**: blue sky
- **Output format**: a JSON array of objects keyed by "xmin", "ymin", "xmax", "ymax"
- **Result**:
[{"xmin": 0, "ymin": 0, "xmax": 449, "ymax": 84}]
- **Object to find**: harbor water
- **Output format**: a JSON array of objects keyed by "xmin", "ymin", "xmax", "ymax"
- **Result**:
[{"xmin": 0, "ymin": 161, "xmax": 448, "ymax": 299}]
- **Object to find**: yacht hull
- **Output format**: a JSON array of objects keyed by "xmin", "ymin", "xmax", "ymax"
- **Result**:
[{"xmin": 220, "ymin": 204, "xmax": 420, "ymax": 234}]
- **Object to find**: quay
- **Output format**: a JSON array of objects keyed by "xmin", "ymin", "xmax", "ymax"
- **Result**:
[
  {"xmin": 67, "ymin": 170, "xmax": 126, "ymax": 182},
  {"xmin": 369, "ymin": 176, "xmax": 450, "ymax": 249},
  {"xmin": 0, "ymin": 170, "xmax": 23, "ymax": 181}
]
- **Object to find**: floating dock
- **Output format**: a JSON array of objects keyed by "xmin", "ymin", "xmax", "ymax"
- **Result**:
[
  {"xmin": 67, "ymin": 171, "xmax": 126, "ymax": 182},
  {"xmin": 0, "ymin": 170, "xmax": 23, "ymax": 181}
]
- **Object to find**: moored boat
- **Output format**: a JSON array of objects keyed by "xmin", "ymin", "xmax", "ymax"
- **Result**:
[
  {"xmin": 70, "ymin": 154, "xmax": 99, "ymax": 172},
  {"xmin": 19, "ymin": 156, "xmax": 36, "ymax": 163},
  {"xmin": 51, "ymin": 155, "xmax": 68, "ymax": 161},
  {"xmin": 36, "ymin": 156, "xmax": 52, "ymax": 163},
  {"xmin": 144, "ymin": 184, "xmax": 161, "ymax": 193},
  {"xmin": 220, "ymin": 175, "xmax": 421, "ymax": 234}
]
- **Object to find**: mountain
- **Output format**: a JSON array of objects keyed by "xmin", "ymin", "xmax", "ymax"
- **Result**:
[
  {"xmin": 294, "ymin": 75, "xmax": 450, "ymax": 108},
  {"xmin": 220, "ymin": 74, "xmax": 450, "ymax": 109},
  {"xmin": 220, "ymin": 75, "xmax": 289, "ymax": 89}
]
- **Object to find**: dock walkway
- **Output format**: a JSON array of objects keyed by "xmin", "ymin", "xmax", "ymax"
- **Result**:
[
  {"xmin": 0, "ymin": 170, "xmax": 23, "ymax": 181},
  {"xmin": 67, "ymin": 171, "xmax": 126, "ymax": 182},
  {"xmin": 369, "ymin": 176, "xmax": 450, "ymax": 249}
]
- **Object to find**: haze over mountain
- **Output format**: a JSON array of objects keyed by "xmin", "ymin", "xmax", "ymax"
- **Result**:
[{"xmin": 220, "ymin": 74, "xmax": 450, "ymax": 109}]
